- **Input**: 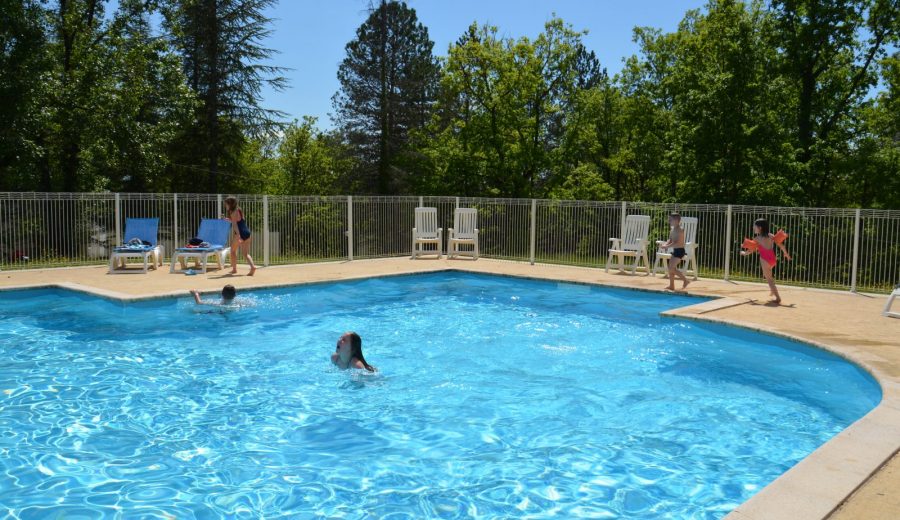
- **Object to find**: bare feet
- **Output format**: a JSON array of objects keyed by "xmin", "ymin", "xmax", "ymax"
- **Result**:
[
  {"xmin": 682, "ymin": 279, "xmax": 691, "ymax": 290},
  {"xmin": 249, "ymin": 266, "xmax": 256, "ymax": 276},
  {"xmin": 230, "ymin": 269, "xmax": 238, "ymax": 275},
  {"xmin": 665, "ymin": 285, "xmax": 675, "ymax": 291}
]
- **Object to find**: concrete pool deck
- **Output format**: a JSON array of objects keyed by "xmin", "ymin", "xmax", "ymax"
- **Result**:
[{"xmin": 0, "ymin": 258, "xmax": 898, "ymax": 519}]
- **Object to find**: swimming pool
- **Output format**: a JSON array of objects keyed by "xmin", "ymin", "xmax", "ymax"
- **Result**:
[{"xmin": 0, "ymin": 272, "xmax": 881, "ymax": 518}]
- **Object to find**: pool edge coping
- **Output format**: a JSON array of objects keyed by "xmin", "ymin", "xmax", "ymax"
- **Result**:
[{"xmin": 1, "ymin": 262, "xmax": 898, "ymax": 519}]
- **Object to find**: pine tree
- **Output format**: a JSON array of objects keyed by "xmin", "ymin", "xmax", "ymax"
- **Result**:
[
  {"xmin": 164, "ymin": 0, "xmax": 286, "ymax": 193},
  {"xmin": 332, "ymin": 0, "xmax": 439, "ymax": 194}
]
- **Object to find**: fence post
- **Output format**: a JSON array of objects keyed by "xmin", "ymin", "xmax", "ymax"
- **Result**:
[
  {"xmin": 347, "ymin": 195, "xmax": 354, "ymax": 261},
  {"xmin": 263, "ymin": 195, "xmax": 270, "ymax": 267},
  {"xmin": 173, "ymin": 193, "xmax": 179, "ymax": 253},
  {"xmin": 619, "ymin": 201, "xmax": 627, "ymax": 241},
  {"xmin": 114, "ymin": 193, "xmax": 121, "ymax": 247},
  {"xmin": 217, "ymin": 194, "xmax": 223, "ymax": 217},
  {"xmin": 529, "ymin": 199, "xmax": 537, "ymax": 265},
  {"xmin": 724, "ymin": 204, "xmax": 732, "ymax": 281},
  {"xmin": 851, "ymin": 208, "xmax": 861, "ymax": 293},
  {"xmin": 419, "ymin": 196, "xmax": 423, "ymax": 208}
]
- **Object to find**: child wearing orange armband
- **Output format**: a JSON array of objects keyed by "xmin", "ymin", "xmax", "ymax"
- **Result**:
[{"xmin": 741, "ymin": 219, "xmax": 791, "ymax": 304}]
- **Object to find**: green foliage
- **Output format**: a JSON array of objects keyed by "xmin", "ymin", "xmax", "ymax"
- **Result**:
[
  {"xmin": 276, "ymin": 117, "xmax": 355, "ymax": 195},
  {"xmin": 0, "ymin": 0, "xmax": 898, "ymax": 210}
]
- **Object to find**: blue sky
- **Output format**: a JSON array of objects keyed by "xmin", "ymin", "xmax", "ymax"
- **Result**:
[{"xmin": 261, "ymin": 0, "xmax": 703, "ymax": 128}]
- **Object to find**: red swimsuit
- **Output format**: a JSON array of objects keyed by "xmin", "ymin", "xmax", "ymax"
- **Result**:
[{"xmin": 758, "ymin": 240, "xmax": 777, "ymax": 267}]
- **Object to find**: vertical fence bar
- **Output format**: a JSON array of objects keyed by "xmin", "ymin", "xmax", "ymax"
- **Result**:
[
  {"xmin": 347, "ymin": 195, "xmax": 354, "ymax": 261},
  {"xmin": 173, "ymin": 193, "xmax": 179, "ymax": 253},
  {"xmin": 263, "ymin": 195, "xmax": 270, "ymax": 267},
  {"xmin": 724, "ymin": 204, "xmax": 732, "ymax": 281},
  {"xmin": 620, "ymin": 201, "xmax": 627, "ymax": 242},
  {"xmin": 529, "ymin": 199, "xmax": 537, "ymax": 265},
  {"xmin": 419, "ymin": 196, "xmax": 423, "ymax": 207},
  {"xmin": 114, "ymin": 193, "xmax": 122, "ymax": 247},
  {"xmin": 851, "ymin": 208, "xmax": 861, "ymax": 293},
  {"xmin": 217, "ymin": 194, "xmax": 223, "ymax": 218}
]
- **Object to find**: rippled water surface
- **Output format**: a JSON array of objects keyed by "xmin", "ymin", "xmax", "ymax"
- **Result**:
[{"xmin": 0, "ymin": 272, "xmax": 881, "ymax": 518}]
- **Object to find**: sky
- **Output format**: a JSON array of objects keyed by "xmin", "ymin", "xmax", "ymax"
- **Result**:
[{"xmin": 261, "ymin": 0, "xmax": 703, "ymax": 128}]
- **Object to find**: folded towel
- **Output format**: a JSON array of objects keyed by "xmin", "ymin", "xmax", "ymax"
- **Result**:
[
  {"xmin": 115, "ymin": 244, "xmax": 153, "ymax": 252},
  {"xmin": 175, "ymin": 244, "xmax": 224, "ymax": 252}
]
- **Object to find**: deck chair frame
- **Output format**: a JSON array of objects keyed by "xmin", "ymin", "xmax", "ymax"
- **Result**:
[
  {"xmin": 448, "ymin": 208, "xmax": 479, "ymax": 260},
  {"xmin": 412, "ymin": 207, "xmax": 442, "ymax": 259},
  {"xmin": 109, "ymin": 218, "xmax": 164, "ymax": 274},
  {"xmin": 653, "ymin": 216, "xmax": 700, "ymax": 280},
  {"xmin": 885, "ymin": 286, "xmax": 900, "ymax": 318},
  {"xmin": 606, "ymin": 215, "xmax": 651, "ymax": 275}
]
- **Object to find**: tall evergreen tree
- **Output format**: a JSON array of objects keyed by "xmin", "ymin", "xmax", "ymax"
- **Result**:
[
  {"xmin": 332, "ymin": 0, "xmax": 439, "ymax": 194},
  {"xmin": 164, "ymin": 0, "xmax": 286, "ymax": 193}
]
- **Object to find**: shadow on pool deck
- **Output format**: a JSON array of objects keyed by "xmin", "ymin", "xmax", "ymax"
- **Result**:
[{"xmin": 1, "ymin": 257, "xmax": 899, "ymax": 519}]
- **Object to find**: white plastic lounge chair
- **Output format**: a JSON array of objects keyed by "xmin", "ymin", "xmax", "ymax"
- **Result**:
[
  {"xmin": 884, "ymin": 285, "xmax": 900, "ymax": 318},
  {"xmin": 412, "ymin": 207, "xmax": 442, "ymax": 259},
  {"xmin": 108, "ymin": 218, "xmax": 164, "ymax": 274},
  {"xmin": 653, "ymin": 216, "xmax": 700, "ymax": 280},
  {"xmin": 447, "ymin": 208, "xmax": 479, "ymax": 260},
  {"xmin": 606, "ymin": 215, "xmax": 651, "ymax": 275},
  {"xmin": 170, "ymin": 219, "xmax": 232, "ymax": 274}
]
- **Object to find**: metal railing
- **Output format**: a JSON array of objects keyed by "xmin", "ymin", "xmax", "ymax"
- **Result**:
[{"xmin": 1, "ymin": 192, "xmax": 898, "ymax": 293}]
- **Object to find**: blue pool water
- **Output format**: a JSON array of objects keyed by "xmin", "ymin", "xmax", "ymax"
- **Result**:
[{"xmin": 0, "ymin": 272, "xmax": 881, "ymax": 518}]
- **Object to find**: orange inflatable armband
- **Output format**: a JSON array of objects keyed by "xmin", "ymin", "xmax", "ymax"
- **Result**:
[
  {"xmin": 741, "ymin": 237, "xmax": 758, "ymax": 252},
  {"xmin": 773, "ymin": 229, "xmax": 789, "ymax": 245}
]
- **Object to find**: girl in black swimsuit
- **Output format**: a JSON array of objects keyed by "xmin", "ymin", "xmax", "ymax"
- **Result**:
[{"xmin": 224, "ymin": 196, "xmax": 257, "ymax": 276}]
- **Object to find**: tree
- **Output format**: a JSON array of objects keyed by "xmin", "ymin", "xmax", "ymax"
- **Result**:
[
  {"xmin": 277, "ymin": 117, "xmax": 355, "ymax": 195},
  {"xmin": 90, "ymin": 0, "xmax": 197, "ymax": 192},
  {"xmin": 332, "ymin": 0, "xmax": 439, "ymax": 194},
  {"xmin": 669, "ymin": 0, "xmax": 795, "ymax": 204},
  {"xmin": 165, "ymin": 0, "xmax": 287, "ymax": 193},
  {"xmin": 0, "ymin": 0, "xmax": 50, "ymax": 191},
  {"xmin": 771, "ymin": 0, "xmax": 900, "ymax": 205}
]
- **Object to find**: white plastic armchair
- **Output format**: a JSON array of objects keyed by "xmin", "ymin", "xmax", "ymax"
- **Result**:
[
  {"xmin": 606, "ymin": 215, "xmax": 651, "ymax": 275},
  {"xmin": 411, "ymin": 207, "xmax": 442, "ymax": 259},
  {"xmin": 448, "ymin": 208, "xmax": 479, "ymax": 260}
]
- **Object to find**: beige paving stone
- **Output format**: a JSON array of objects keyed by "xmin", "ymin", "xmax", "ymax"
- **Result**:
[{"xmin": 1, "ymin": 257, "xmax": 898, "ymax": 519}]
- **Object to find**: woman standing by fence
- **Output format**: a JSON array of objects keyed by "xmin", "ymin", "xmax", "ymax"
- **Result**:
[{"xmin": 224, "ymin": 196, "xmax": 257, "ymax": 276}]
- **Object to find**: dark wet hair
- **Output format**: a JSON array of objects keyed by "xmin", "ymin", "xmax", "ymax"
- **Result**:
[
  {"xmin": 224, "ymin": 196, "xmax": 239, "ymax": 218},
  {"xmin": 754, "ymin": 218, "xmax": 770, "ymax": 236},
  {"xmin": 347, "ymin": 332, "xmax": 376, "ymax": 372},
  {"xmin": 669, "ymin": 212, "xmax": 681, "ymax": 221},
  {"xmin": 222, "ymin": 284, "xmax": 236, "ymax": 301}
]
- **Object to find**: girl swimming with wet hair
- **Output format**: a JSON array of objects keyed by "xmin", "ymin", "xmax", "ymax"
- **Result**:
[{"xmin": 331, "ymin": 331, "xmax": 376, "ymax": 372}]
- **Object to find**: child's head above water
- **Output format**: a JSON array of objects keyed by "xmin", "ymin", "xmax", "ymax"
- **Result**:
[
  {"xmin": 222, "ymin": 284, "xmax": 236, "ymax": 302},
  {"xmin": 753, "ymin": 218, "xmax": 770, "ymax": 236}
]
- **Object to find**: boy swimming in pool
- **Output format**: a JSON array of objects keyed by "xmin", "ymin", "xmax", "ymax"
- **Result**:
[{"xmin": 191, "ymin": 284, "xmax": 237, "ymax": 306}]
